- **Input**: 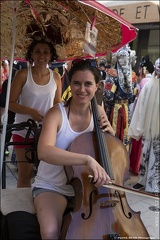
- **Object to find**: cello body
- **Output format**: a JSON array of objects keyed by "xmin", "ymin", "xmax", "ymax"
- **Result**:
[{"xmin": 60, "ymin": 132, "xmax": 150, "ymax": 239}]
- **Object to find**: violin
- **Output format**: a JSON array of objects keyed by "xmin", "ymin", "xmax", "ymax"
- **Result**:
[{"xmin": 60, "ymin": 96, "xmax": 150, "ymax": 239}]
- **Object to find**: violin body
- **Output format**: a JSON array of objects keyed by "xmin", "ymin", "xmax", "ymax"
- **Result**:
[{"xmin": 60, "ymin": 132, "xmax": 150, "ymax": 239}]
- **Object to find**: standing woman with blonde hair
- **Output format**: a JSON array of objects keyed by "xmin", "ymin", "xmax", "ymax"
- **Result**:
[{"xmin": 9, "ymin": 38, "xmax": 62, "ymax": 187}]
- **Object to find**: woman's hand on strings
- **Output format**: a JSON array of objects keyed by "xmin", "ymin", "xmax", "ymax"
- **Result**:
[{"xmin": 98, "ymin": 114, "xmax": 115, "ymax": 136}]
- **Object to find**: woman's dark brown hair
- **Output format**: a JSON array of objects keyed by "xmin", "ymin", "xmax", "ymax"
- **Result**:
[{"xmin": 69, "ymin": 59, "xmax": 101, "ymax": 84}]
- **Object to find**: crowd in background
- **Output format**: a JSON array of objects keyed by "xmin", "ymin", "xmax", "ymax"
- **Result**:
[{"xmin": 98, "ymin": 52, "xmax": 159, "ymax": 193}]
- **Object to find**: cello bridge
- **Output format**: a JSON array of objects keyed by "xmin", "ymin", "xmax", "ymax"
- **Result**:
[{"xmin": 99, "ymin": 199, "xmax": 119, "ymax": 208}]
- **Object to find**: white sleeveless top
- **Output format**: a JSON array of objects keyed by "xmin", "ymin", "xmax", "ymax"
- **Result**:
[
  {"xmin": 32, "ymin": 102, "xmax": 94, "ymax": 196},
  {"xmin": 14, "ymin": 67, "xmax": 57, "ymax": 138}
]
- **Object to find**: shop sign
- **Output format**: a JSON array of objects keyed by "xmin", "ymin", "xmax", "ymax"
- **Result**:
[{"xmin": 109, "ymin": 2, "xmax": 159, "ymax": 24}]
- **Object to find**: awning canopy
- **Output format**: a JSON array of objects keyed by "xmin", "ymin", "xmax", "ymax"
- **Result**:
[{"xmin": 0, "ymin": 0, "xmax": 137, "ymax": 61}]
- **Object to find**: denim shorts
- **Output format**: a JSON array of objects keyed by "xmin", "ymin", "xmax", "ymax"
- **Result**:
[{"xmin": 32, "ymin": 187, "xmax": 75, "ymax": 208}]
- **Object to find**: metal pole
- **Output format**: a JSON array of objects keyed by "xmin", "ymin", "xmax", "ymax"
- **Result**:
[{"xmin": 0, "ymin": 0, "xmax": 17, "ymax": 188}]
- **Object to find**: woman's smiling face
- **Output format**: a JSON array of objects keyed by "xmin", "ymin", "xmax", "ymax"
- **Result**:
[
  {"xmin": 31, "ymin": 43, "xmax": 51, "ymax": 66},
  {"xmin": 70, "ymin": 70, "xmax": 98, "ymax": 104}
]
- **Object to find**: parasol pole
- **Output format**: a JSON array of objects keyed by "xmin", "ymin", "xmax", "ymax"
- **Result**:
[{"xmin": 0, "ymin": 0, "xmax": 17, "ymax": 187}]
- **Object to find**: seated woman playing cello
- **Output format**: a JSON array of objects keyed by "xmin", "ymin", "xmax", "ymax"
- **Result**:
[{"xmin": 31, "ymin": 59, "xmax": 115, "ymax": 239}]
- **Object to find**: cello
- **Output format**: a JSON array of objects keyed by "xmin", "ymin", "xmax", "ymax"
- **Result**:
[{"xmin": 60, "ymin": 96, "xmax": 150, "ymax": 239}]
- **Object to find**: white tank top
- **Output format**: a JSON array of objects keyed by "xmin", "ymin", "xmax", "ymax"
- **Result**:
[
  {"xmin": 14, "ymin": 67, "xmax": 57, "ymax": 137},
  {"xmin": 32, "ymin": 102, "xmax": 94, "ymax": 196}
]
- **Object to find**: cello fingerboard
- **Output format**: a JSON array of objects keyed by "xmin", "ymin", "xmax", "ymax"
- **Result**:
[{"xmin": 91, "ymin": 96, "xmax": 114, "ymax": 179}]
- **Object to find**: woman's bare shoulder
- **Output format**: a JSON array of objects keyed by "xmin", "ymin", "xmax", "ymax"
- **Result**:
[
  {"xmin": 13, "ymin": 68, "xmax": 28, "ymax": 82},
  {"xmin": 11, "ymin": 68, "xmax": 28, "ymax": 88},
  {"xmin": 46, "ymin": 103, "xmax": 62, "ymax": 117},
  {"xmin": 15, "ymin": 68, "xmax": 27, "ymax": 77},
  {"xmin": 52, "ymin": 70, "xmax": 61, "ymax": 82},
  {"xmin": 43, "ymin": 103, "xmax": 63, "ymax": 131}
]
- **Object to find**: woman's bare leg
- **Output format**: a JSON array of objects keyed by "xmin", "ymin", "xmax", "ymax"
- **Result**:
[
  {"xmin": 34, "ymin": 192, "xmax": 67, "ymax": 240},
  {"xmin": 15, "ymin": 148, "xmax": 33, "ymax": 187}
]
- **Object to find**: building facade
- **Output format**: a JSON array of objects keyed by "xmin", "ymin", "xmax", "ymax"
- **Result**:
[{"xmin": 98, "ymin": 1, "xmax": 160, "ymax": 68}]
